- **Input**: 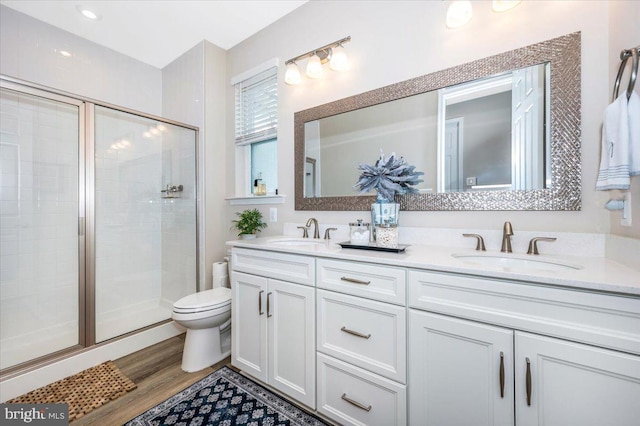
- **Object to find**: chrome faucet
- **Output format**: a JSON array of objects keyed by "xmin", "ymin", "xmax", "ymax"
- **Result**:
[
  {"xmin": 501, "ymin": 221, "xmax": 514, "ymax": 253},
  {"xmin": 305, "ymin": 217, "xmax": 320, "ymax": 239},
  {"xmin": 463, "ymin": 233, "xmax": 486, "ymax": 251},
  {"xmin": 527, "ymin": 237, "xmax": 557, "ymax": 255}
]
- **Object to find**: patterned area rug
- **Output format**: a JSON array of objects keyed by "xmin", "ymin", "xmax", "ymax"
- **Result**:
[
  {"xmin": 125, "ymin": 366, "xmax": 328, "ymax": 426},
  {"xmin": 7, "ymin": 360, "xmax": 136, "ymax": 421}
]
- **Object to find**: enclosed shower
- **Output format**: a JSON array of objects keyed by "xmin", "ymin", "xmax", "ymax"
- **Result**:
[{"xmin": 0, "ymin": 77, "xmax": 198, "ymax": 371}]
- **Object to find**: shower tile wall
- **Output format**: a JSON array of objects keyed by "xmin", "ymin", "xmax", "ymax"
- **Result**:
[
  {"xmin": 161, "ymin": 42, "xmax": 204, "ymax": 291},
  {"xmin": 0, "ymin": 89, "xmax": 79, "ymax": 370},
  {"xmin": 94, "ymin": 106, "xmax": 196, "ymax": 343},
  {"xmin": 160, "ymin": 129, "xmax": 197, "ymax": 303}
]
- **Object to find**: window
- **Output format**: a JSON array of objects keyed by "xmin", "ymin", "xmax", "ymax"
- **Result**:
[{"xmin": 234, "ymin": 64, "xmax": 278, "ymax": 196}]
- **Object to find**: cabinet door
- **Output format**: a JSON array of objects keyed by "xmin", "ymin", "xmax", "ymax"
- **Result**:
[
  {"xmin": 409, "ymin": 310, "xmax": 514, "ymax": 426},
  {"xmin": 515, "ymin": 332, "xmax": 640, "ymax": 426},
  {"xmin": 268, "ymin": 279, "xmax": 316, "ymax": 408},
  {"xmin": 231, "ymin": 271, "xmax": 267, "ymax": 382}
]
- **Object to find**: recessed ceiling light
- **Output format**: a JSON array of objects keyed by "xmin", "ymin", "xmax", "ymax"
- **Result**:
[{"xmin": 75, "ymin": 5, "xmax": 101, "ymax": 20}]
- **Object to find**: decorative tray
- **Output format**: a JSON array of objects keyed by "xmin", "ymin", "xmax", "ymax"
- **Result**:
[{"xmin": 337, "ymin": 241, "xmax": 409, "ymax": 253}]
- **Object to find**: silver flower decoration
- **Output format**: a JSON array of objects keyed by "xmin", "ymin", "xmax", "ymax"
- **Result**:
[{"xmin": 354, "ymin": 151, "xmax": 424, "ymax": 201}]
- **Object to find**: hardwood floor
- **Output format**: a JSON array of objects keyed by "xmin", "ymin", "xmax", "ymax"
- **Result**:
[{"xmin": 73, "ymin": 334, "xmax": 230, "ymax": 425}]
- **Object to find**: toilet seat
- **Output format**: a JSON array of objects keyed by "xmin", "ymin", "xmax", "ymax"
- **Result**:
[{"xmin": 173, "ymin": 287, "xmax": 231, "ymax": 314}]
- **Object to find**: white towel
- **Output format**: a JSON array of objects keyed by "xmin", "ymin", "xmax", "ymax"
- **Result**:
[
  {"xmin": 629, "ymin": 91, "xmax": 640, "ymax": 175},
  {"xmin": 596, "ymin": 93, "xmax": 632, "ymax": 190}
]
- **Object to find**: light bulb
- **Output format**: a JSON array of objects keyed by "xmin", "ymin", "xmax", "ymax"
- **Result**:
[
  {"xmin": 76, "ymin": 5, "xmax": 101, "ymax": 20},
  {"xmin": 329, "ymin": 45, "xmax": 348, "ymax": 72},
  {"xmin": 306, "ymin": 53, "xmax": 323, "ymax": 79},
  {"xmin": 492, "ymin": 0, "xmax": 522, "ymax": 12},
  {"xmin": 285, "ymin": 62, "xmax": 301, "ymax": 85},
  {"xmin": 446, "ymin": 1, "xmax": 473, "ymax": 29}
]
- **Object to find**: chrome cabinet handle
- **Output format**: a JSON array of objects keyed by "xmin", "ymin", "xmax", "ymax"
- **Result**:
[
  {"xmin": 340, "ymin": 276, "xmax": 371, "ymax": 285},
  {"xmin": 258, "ymin": 290, "xmax": 264, "ymax": 315},
  {"xmin": 341, "ymin": 393, "xmax": 372, "ymax": 412},
  {"xmin": 267, "ymin": 292, "xmax": 272, "ymax": 318},
  {"xmin": 525, "ymin": 357, "xmax": 532, "ymax": 406},
  {"xmin": 499, "ymin": 351, "xmax": 505, "ymax": 398},
  {"xmin": 341, "ymin": 326, "xmax": 371, "ymax": 339}
]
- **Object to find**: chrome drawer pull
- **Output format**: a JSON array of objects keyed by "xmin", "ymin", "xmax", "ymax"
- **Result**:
[
  {"xmin": 525, "ymin": 357, "xmax": 532, "ymax": 406},
  {"xmin": 340, "ymin": 276, "xmax": 371, "ymax": 285},
  {"xmin": 499, "ymin": 351, "xmax": 505, "ymax": 398},
  {"xmin": 341, "ymin": 393, "xmax": 372, "ymax": 412},
  {"xmin": 341, "ymin": 326, "xmax": 371, "ymax": 339}
]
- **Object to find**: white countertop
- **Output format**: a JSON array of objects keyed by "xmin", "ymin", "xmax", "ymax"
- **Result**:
[{"xmin": 228, "ymin": 236, "xmax": 640, "ymax": 297}]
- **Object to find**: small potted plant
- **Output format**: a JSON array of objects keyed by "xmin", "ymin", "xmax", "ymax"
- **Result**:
[{"xmin": 232, "ymin": 208, "xmax": 267, "ymax": 239}]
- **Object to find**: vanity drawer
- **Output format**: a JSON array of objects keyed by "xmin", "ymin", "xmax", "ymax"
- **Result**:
[
  {"xmin": 317, "ymin": 258, "xmax": 406, "ymax": 305},
  {"xmin": 317, "ymin": 289, "xmax": 406, "ymax": 383},
  {"xmin": 231, "ymin": 247, "xmax": 315, "ymax": 286},
  {"xmin": 408, "ymin": 270, "xmax": 640, "ymax": 355},
  {"xmin": 317, "ymin": 353, "xmax": 407, "ymax": 426}
]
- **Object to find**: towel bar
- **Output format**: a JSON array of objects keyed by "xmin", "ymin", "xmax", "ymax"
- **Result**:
[{"xmin": 613, "ymin": 47, "xmax": 639, "ymax": 101}]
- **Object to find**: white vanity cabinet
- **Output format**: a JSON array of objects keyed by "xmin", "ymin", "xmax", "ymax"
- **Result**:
[
  {"xmin": 231, "ymin": 248, "xmax": 316, "ymax": 408},
  {"xmin": 316, "ymin": 258, "xmax": 407, "ymax": 426},
  {"xmin": 408, "ymin": 270, "xmax": 640, "ymax": 426},
  {"xmin": 409, "ymin": 310, "xmax": 514, "ymax": 425}
]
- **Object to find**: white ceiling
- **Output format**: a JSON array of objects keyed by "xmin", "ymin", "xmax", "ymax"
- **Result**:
[{"xmin": 1, "ymin": 0, "xmax": 308, "ymax": 68}]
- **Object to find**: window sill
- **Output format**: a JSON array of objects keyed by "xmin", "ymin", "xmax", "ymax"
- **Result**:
[{"xmin": 226, "ymin": 195, "xmax": 286, "ymax": 206}]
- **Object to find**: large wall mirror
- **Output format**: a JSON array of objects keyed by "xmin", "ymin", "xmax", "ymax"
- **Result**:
[{"xmin": 294, "ymin": 32, "xmax": 581, "ymax": 211}]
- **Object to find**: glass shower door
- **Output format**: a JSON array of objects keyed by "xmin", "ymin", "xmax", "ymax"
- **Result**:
[
  {"xmin": 93, "ymin": 106, "xmax": 197, "ymax": 343},
  {"xmin": 0, "ymin": 86, "xmax": 82, "ymax": 369}
]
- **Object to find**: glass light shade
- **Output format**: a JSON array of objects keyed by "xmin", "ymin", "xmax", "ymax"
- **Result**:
[
  {"xmin": 446, "ymin": 0, "xmax": 473, "ymax": 29},
  {"xmin": 306, "ymin": 53, "xmax": 323, "ymax": 79},
  {"xmin": 492, "ymin": 0, "xmax": 522, "ymax": 12},
  {"xmin": 284, "ymin": 62, "xmax": 301, "ymax": 85},
  {"xmin": 329, "ymin": 45, "xmax": 349, "ymax": 71}
]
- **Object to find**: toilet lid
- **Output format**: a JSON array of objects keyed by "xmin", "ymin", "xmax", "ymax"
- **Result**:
[{"xmin": 173, "ymin": 287, "xmax": 231, "ymax": 311}]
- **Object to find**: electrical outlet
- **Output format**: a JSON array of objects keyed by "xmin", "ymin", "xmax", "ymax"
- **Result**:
[
  {"xmin": 269, "ymin": 207, "xmax": 277, "ymax": 223},
  {"xmin": 466, "ymin": 177, "xmax": 477, "ymax": 186},
  {"xmin": 621, "ymin": 192, "xmax": 632, "ymax": 227}
]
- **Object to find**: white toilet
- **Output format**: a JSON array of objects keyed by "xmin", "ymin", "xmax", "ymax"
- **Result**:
[{"xmin": 172, "ymin": 284, "xmax": 232, "ymax": 372}]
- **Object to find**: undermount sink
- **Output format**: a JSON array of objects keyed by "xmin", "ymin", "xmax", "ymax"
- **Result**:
[
  {"xmin": 265, "ymin": 238, "xmax": 326, "ymax": 246},
  {"xmin": 451, "ymin": 253, "xmax": 582, "ymax": 272}
]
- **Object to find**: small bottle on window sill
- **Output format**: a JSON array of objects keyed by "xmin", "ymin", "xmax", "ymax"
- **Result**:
[{"xmin": 254, "ymin": 173, "xmax": 266, "ymax": 196}]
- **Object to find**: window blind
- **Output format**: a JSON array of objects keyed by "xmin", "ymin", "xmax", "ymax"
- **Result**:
[{"xmin": 234, "ymin": 66, "xmax": 278, "ymax": 146}]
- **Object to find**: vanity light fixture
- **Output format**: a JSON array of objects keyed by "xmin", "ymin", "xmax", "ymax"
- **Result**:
[
  {"xmin": 306, "ymin": 53, "xmax": 323, "ymax": 79},
  {"xmin": 329, "ymin": 43, "xmax": 349, "ymax": 71},
  {"xmin": 285, "ymin": 62, "xmax": 302, "ymax": 85},
  {"xmin": 447, "ymin": 0, "xmax": 521, "ymax": 29},
  {"xmin": 492, "ymin": 0, "xmax": 522, "ymax": 13},
  {"xmin": 446, "ymin": 0, "xmax": 473, "ymax": 29},
  {"xmin": 284, "ymin": 36, "xmax": 351, "ymax": 85}
]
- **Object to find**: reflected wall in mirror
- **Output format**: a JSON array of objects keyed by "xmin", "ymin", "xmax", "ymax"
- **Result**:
[{"xmin": 295, "ymin": 32, "xmax": 581, "ymax": 211}]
